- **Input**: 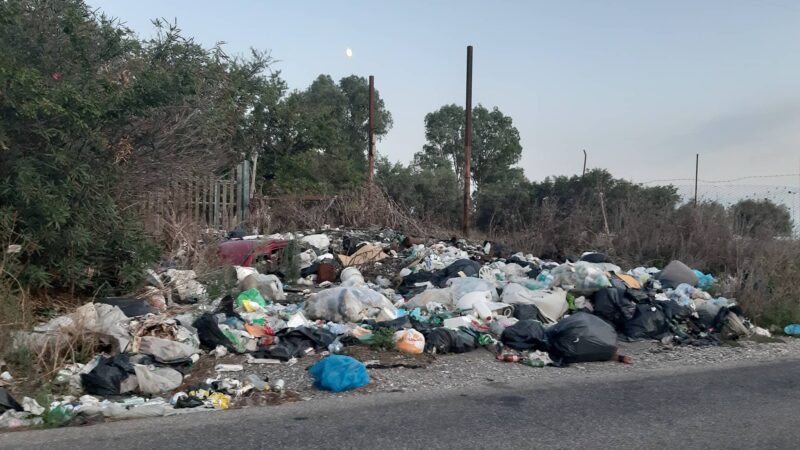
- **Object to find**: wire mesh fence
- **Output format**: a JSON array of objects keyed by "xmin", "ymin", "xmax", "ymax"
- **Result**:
[{"xmin": 641, "ymin": 173, "xmax": 800, "ymax": 236}]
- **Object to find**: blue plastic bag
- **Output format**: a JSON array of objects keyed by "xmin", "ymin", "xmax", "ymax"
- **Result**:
[
  {"xmin": 784, "ymin": 324, "xmax": 800, "ymax": 336},
  {"xmin": 308, "ymin": 355, "xmax": 370, "ymax": 392},
  {"xmin": 692, "ymin": 270, "xmax": 715, "ymax": 290}
]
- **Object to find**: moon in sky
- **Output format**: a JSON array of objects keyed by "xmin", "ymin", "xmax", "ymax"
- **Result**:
[{"xmin": 345, "ymin": 48, "xmax": 353, "ymax": 58}]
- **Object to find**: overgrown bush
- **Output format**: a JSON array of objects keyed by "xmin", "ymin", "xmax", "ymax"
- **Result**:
[{"xmin": 1, "ymin": 0, "xmax": 279, "ymax": 296}]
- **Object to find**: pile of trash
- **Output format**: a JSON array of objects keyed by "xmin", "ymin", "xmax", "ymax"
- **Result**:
[{"xmin": 0, "ymin": 228, "xmax": 773, "ymax": 429}]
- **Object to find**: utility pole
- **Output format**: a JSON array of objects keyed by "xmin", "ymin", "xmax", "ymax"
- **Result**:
[
  {"xmin": 367, "ymin": 75, "xmax": 375, "ymax": 185},
  {"xmin": 582, "ymin": 149, "xmax": 587, "ymax": 176},
  {"xmin": 694, "ymin": 153, "xmax": 699, "ymax": 207},
  {"xmin": 463, "ymin": 45, "xmax": 473, "ymax": 237}
]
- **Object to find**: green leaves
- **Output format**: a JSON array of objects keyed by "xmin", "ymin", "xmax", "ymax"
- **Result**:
[
  {"xmin": 261, "ymin": 74, "xmax": 393, "ymax": 194},
  {"xmin": 421, "ymin": 104, "xmax": 522, "ymax": 188}
]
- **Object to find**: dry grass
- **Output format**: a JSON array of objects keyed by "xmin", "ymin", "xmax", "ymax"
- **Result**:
[
  {"xmin": 482, "ymin": 195, "xmax": 800, "ymax": 327},
  {"xmin": 250, "ymin": 186, "xmax": 431, "ymax": 237}
]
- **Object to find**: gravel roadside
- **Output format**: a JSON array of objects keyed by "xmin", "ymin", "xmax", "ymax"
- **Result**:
[{"xmin": 195, "ymin": 336, "xmax": 800, "ymax": 405}]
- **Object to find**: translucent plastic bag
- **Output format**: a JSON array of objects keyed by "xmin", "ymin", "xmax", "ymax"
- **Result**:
[
  {"xmin": 550, "ymin": 262, "xmax": 611, "ymax": 294},
  {"xmin": 393, "ymin": 329, "xmax": 425, "ymax": 354},
  {"xmin": 446, "ymin": 277, "xmax": 499, "ymax": 301},
  {"xmin": 305, "ymin": 287, "xmax": 397, "ymax": 323},
  {"xmin": 405, "ymin": 288, "xmax": 454, "ymax": 309}
]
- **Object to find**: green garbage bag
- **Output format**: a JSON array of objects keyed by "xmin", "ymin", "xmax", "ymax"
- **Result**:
[{"xmin": 236, "ymin": 288, "xmax": 268, "ymax": 310}]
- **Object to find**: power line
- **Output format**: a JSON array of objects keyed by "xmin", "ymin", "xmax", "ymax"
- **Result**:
[{"xmin": 640, "ymin": 173, "xmax": 800, "ymax": 185}]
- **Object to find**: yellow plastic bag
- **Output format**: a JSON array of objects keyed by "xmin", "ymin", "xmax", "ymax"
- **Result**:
[
  {"xmin": 393, "ymin": 329, "xmax": 425, "ymax": 354},
  {"xmin": 209, "ymin": 392, "xmax": 230, "ymax": 410}
]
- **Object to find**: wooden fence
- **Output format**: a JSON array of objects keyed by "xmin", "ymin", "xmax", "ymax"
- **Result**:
[{"xmin": 139, "ymin": 162, "xmax": 252, "ymax": 234}]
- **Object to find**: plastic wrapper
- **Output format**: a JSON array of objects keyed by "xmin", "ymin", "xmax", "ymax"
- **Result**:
[{"xmin": 305, "ymin": 287, "xmax": 397, "ymax": 323}]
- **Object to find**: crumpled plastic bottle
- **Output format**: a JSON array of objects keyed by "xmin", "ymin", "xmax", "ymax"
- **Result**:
[{"xmin": 328, "ymin": 337, "xmax": 343, "ymax": 354}]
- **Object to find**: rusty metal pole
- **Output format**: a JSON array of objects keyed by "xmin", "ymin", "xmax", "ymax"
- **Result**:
[
  {"xmin": 582, "ymin": 149, "xmax": 587, "ymax": 176},
  {"xmin": 694, "ymin": 153, "xmax": 699, "ymax": 207},
  {"xmin": 367, "ymin": 75, "xmax": 375, "ymax": 185},
  {"xmin": 463, "ymin": 46, "xmax": 473, "ymax": 236}
]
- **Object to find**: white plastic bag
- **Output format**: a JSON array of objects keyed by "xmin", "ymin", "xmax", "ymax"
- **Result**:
[
  {"xmin": 136, "ymin": 336, "xmax": 198, "ymax": 364},
  {"xmin": 501, "ymin": 283, "xmax": 568, "ymax": 323},
  {"xmin": 133, "ymin": 365, "xmax": 183, "ymax": 395},
  {"xmin": 301, "ymin": 234, "xmax": 331, "ymax": 251},
  {"xmin": 240, "ymin": 273, "xmax": 286, "ymax": 302}
]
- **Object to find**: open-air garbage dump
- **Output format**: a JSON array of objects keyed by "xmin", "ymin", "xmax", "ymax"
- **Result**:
[{"xmin": 0, "ymin": 227, "xmax": 775, "ymax": 429}]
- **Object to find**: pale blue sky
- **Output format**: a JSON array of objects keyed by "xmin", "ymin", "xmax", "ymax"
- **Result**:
[{"xmin": 90, "ymin": 0, "xmax": 800, "ymax": 184}]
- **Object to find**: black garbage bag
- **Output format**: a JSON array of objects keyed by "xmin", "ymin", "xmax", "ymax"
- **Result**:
[
  {"xmin": 624, "ymin": 288, "xmax": 652, "ymax": 304},
  {"xmin": 0, "ymin": 387, "xmax": 23, "ymax": 413},
  {"xmin": 505, "ymin": 256, "xmax": 533, "ymax": 268},
  {"xmin": 512, "ymin": 304, "xmax": 543, "ymax": 321},
  {"xmin": 501, "ymin": 320, "xmax": 549, "ymax": 351},
  {"xmin": 624, "ymin": 304, "xmax": 671, "ymax": 341},
  {"xmin": 398, "ymin": 271, "xmax": 438, "ymax": 295},
  {"xmin": 714, "ymin": 306, "xmax": 749, "ymax": 340},
  {"xmin": 433, "ymin": 259, "xmax": 482, "ymax": 287},
  {"xmin": 175, "ymin": 396, "xmax": 205, "ymax": 409},
  {"xmin": 213, "ymin": 295, "xmax": 242, "ymax": 320},
  {"xmin": 81, "ymin": 353, "xmax": 135, "ymax": 396},
  {"xmin": 526, "ymin": 266, "xmax": 543, "ymax": 279},
  {"xmin": 97, "ymin": 297, "xmax": 157, "ymax": 317},
  {"xmin": 424, "ymin": 328, "xmax": 478, "ymax": 354},
  {"xmin": 371, "ymin": 316, "xmax": 413, "ymax": 331},
  {"xmin": 483, "ymin": 241, "xmax": 509, "ymax": 258},
  {"xmin": 591, "ymin": 288, "xmax": 636, "ymax": 328},
  {"xmin": 547, "ymin": 312, "xmax": 617, "ymax": 364},
  {"xmin": 342, "ymin": 236, "xmax": 364, "ymax": 256},
  {"xmin": 253, "ymin": 327, "xmax": 336, "ymax": 361},
  {"xmin": 301, "ymin": 262, "xmax": 320, "ymax": 278},
  {"xmin": 193, "ymin": 313, "xmax": 238, "ymax": 352},
  {"xmin": 660, "ymin": 299, "xmax": 693, "ymax": 322},
  {"xmin": 580, "ymin": 252, "xmax": 612, "ymax": 264},
  {"xmin": 399, "ymin": 259, "xmax": 482, "ymax": 294}
]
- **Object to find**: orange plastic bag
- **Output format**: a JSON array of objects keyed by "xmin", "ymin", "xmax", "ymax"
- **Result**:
[{"xmin": 393, "ymin": 329, "xmax": 425, "ymax": 354}]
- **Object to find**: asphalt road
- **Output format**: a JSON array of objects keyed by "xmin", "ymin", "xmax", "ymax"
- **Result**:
[{"xmin": 4, "ymin": 359, "xmax": 800, "ymax": 450}]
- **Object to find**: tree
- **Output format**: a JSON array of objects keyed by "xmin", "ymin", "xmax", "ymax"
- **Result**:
[
  {"xmin": 376, "ymin": 156, "xmax": 461, "ymax": 227},
  {"xmin": 420, "ymin": 104, "xmax": 522, "ymax": 188},
  {"xmin": 474, "ymin": 168, "xmax": 531, "ymax": 232},
  {"xmin": 731, "ymin": 199, "xmax": 793, "ymax": 237},
  {"xmin": 260, "ymin": 75, "xmax": 392, "ymax": 193},
  {"xmin": 0, "ymin": 0, "xmax": 283, "ymax": 292}
]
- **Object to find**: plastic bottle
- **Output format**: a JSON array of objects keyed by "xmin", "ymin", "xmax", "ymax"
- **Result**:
[
  {"xmin": 472, "ymin": 299, "xmax": 493, "ymax": 322},
  {"xmin": 248, "ymin": 374, "xmax": 269, "ymax": 391},
  {"xmin": 457, "ymin": 291, "xmax": 493, "ymax": 321},
  {"xmin": 521, "ymin": 358, "xmax": 545, "ymax": 368},
  {"xmin": 274, "ymin": 379, "xmax": 285, "ymax": 392}
]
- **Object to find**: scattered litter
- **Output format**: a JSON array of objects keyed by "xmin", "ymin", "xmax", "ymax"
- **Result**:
[
  {"xmin": 214, "ymin": 364, "xmax": 244, "ymax": 373},
  {"xmin": 2, "ymin": 227, "xmax": 777, "ymax": 429}
]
